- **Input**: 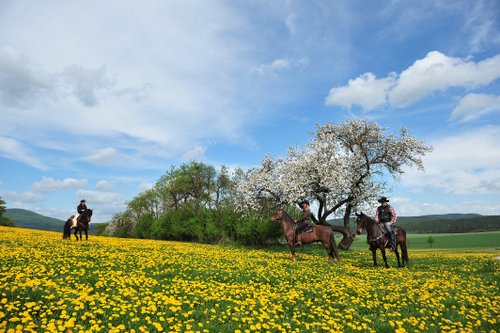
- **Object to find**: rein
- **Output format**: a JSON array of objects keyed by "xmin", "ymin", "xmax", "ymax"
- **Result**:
[{"xmin": 361, "ymin": 216, "xmax": 385, "ymax": 243}]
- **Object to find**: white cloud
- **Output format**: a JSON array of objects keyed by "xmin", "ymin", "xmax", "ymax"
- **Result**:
[
  {"xmin": 76, "ymin": 189, "xmax": 124, "ymax": 204},
  {"xmin": 389, "ymin": 51, "xmax": 500, "ymax": 107},
  {"xmin": 182, "ymin": 146, "xmax": 207, "ymax": 161},
  {"xmin": 402, "ymin": 126, "xmax": 500, "ymax": 195},
  {"xmin": 0, "ymin": 189, "xmax": 44, "ymax": 204},
  {"xmin": 251, "ymin": 57, "xmax": 308, "ymax": 76},
  {"xmin": 0, "ymin": 136, "xmax": 46, "ymax": 170},
  {"xmin": 31, "ymin": 176, "xmax": 87, "ymax": 193},
  {"xmin": 325, "ymin": 72, "xmax": 396, "ymax": 110},
  {"xmin": 0, "ymin": 46, "xmax": 53, "ymax": 108},
  {"xmin": 464, "ymin": 0, "xmax": 500, "ymax": 53},
  {"xmin": 83, "ymin": 148, "xmax": 118, "ymax": 164},
  {"xmin": 95, "ymin": 180, "xmax": 113, "ymax": 191},
  {"xmin": 326, "ymin": 51, "xmax": 500, "ymax": 112},
  {"xmin": 0, "ymin": 1, "xmax": 261, "ymax": 166},
  {"xmin": 450, "ymin": 93, "xmax": 500, "ymax": 121},
  {"xmin": 252, "ymin": 58, "xmax": 290, "ymax": 76},
  {"xmin": 58, "ymin": 65, "xmax": 114, "ymax": 107}
]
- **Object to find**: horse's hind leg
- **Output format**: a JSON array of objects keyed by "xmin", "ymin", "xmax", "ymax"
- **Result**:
[
  {"xmin": 85, "ymin": 230, "xmax": 88, "ymax": 241},
  {"xmin": 394, "ymin": 246, "xmax": 402, "ymax": 267},
  {"xmin": 400, "ymin": 242, "xmax": 409, "ymax": 267},
  {"xmin": 328, "ymin": 235, "xmax": 341, "ymax": 262},
  {"xmin": 323, "ymin": 241, "xmax": 335, "ymax": 262}
]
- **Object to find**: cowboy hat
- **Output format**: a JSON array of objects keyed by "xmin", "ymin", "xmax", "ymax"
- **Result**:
[{"xmin": 377, "ymin": 197, "xmax": 389, "ymax": 203}]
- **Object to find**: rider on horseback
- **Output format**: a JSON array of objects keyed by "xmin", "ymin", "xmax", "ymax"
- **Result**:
[
  {"xmin": 294, "ymin": 200, "xmax": 315, "ymax": 246},
  {"xmin": 375, "ymin": 196, "xmax": 398, "ymax": 251},
  {"xmin": 72, "ymin": 199, "xmax": 88, "ymax": 229}
]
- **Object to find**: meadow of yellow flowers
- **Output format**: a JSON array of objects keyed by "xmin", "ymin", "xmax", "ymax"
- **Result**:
[{"xmin": 0, "ymin": 226, "xmax": 498, "ymax": 333}]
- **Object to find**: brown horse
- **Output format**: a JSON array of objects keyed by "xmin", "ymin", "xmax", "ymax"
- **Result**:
[
  {"xmin": 272, "ymin": 209, "xmax": 341, "ymax": 262},
  {"xmin": 63, "ymin": 209, "xmax": 93, "ymax": 241},
  {"xmin": 355, "ymin": 212, "xmax": 409, "ymax": 268}
]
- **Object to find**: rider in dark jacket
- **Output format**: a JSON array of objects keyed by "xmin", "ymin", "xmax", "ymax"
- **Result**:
[
  {"xmin": 72, "ymin": 199, "xmax": 87, "ymax": 228},
  {"xmin": 375, "ymin": 196, "xmax": 398, "ymax": 251},
  {"xmin": 77, "ymin": 199, "xmax": 88, "ymax": 215},
  {"xmin": 294, "ymin": 200, "xmax": 314, "ymax": 245}
]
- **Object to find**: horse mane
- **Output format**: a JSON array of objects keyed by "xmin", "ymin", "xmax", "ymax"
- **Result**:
[
  {"xmin": 359, "ymin": 212, "xmax": 376, "ymax": 224},
  {"xmin": 280, "ymin": 209, "xmax": 295, "ymax": 223}
]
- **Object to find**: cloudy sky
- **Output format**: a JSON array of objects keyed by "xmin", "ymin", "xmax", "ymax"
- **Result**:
[{"xmin": 1, "ymin": 0, "xmax": 499, "ymax": 222}]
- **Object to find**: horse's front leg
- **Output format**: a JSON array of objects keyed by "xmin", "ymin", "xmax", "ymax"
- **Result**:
[
  {"xmin": 73, "ymin": 228, "xmax": 79, "ymax": 241},
  {"xmin": 85, "ymin": 230, "xmax": 88, "ymax": 241},
  {"xmin": 288, "ymin": 243, "xmax": 297, "ymax": 262}
]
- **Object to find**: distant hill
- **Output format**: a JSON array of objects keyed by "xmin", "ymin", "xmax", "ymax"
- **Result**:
[
  {"xmin": 5, "ymin": 208, "xmax": 66, "ymax": 232},
  {"xmin": 4, "ymin": 209, "xmax": 106, "ymax": 235}
]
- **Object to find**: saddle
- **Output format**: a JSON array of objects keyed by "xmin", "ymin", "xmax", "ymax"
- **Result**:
[
  {"xmin": 373, "ymin": 223, "xmax": 397, "ymax": 245},
  {"xmin": 298, "ymin": 225, "xmax": 314, "ymax": 234}
]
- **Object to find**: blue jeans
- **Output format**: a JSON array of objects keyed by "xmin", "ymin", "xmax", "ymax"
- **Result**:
[{"xmin": 384, "ymin": 222, "xmax": 395, "ymax": 246}]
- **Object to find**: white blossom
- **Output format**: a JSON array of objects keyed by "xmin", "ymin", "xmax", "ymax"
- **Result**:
[{"xmin": 236, "ymin": 119, "xmax": 432, "ymax": 220}]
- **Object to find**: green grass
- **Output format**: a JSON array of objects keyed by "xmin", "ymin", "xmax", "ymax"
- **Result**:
[{"xmin": 350, "ymin": 230, "xmax": 500, "ymax": 249}]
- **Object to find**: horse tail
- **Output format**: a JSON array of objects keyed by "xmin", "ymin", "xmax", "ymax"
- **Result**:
[
  {"xmin": 399, "ymin": 228, "xmax": 410, "ymax": 264},
  {"xmin": 63, "ymin": 219, "xmax": 71, "ymax": 239}
]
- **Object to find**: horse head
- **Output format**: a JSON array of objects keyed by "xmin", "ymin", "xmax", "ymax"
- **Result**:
[
  {"xmin": 355, "ymin": 212, "xmax": 366, "ymax": 235},
  {"xmin": 271, "ymin": 209, "xmax": 283, "ymax": 222},
  {"xmin": 79, "ymin": 209, "xmax": 93, "ymax": 226}
]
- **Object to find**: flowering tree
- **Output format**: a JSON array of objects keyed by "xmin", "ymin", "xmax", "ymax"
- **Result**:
[{"xmin": 237, "ymin": 119, "xmax": 432, "ymax": 249}]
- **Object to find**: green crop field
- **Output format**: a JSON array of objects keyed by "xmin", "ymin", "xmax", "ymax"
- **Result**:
[
  {"xmin": 0, "ymin": 226, "xmax": 498, "ymax": 333},
  {"xmin": 350, "ymin": 231, "xmax": 500, "ymax": 249}
]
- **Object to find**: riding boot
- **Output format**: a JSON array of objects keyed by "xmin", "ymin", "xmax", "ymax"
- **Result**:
[
  {"xmin": 387, "ymin": 232, "xmax": 394, "ymax": 251},
  {"xmin": 391, "ymin": 231, "xmax": 396, "ymax": 251}
]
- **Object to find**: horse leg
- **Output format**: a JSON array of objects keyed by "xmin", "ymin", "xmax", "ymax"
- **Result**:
[
  {"xmin": 381, "ymin": 247, "xmax": 389, "ymax": 268},
  {"xmin": 394, "ymin": 245, "xmax": 402, "ymax": 267},
  {"xmin": 329, "ymin": 233, "xmax": 341, "ymax": 262},
  {"xmin": 287, "ymin": 241, "xmax": 297, "ymax": 262},
  {"xmin": 73, "ymin": 228, "xmax": 78, "ymax": 240},
  {"xmin": 371, "ymin": 248, "xmax": 378, "ymax": 266},
  {"xmin": 400, "ymin": 242, "xmax": 409, "ymax": 267},
  {"xmin": 85, "ymin": 230, "xmax": 88, "ymax": 241},
  {"xmin": 322, "ymin": 240, "xmax": 335, "ymax": 263},
  {"xmin": 290, "ymin": 246, "xmax": 297, "ymax": 262}
]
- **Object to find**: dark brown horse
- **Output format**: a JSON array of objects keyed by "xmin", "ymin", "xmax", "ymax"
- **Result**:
[
  {"xmin": 355, "ymin": 212, "xmax": 409, "ymax": 268},
  {"xmin": 63, "ymin": 209, "xmax": 93, "ymax": 241},
  {"xmin": 272, "ymin": 209, "xmax": 341, "ymax": 262}
]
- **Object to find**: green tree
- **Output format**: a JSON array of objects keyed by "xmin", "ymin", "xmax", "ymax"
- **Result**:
[
  {"xmin": 0, "ymin": 197, "xmax": 15, "ymax": 227},
  {"xmin": 427, "ymin": 235, "xmax": 435, "ymax": 248}
]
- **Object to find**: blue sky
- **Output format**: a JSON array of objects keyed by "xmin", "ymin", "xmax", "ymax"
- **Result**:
[{"xmin": 1, "ymin": 0, "xmax": 499, "ymax": 222}]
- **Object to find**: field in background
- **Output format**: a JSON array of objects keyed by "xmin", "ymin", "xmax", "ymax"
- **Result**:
[
  {"xmin": 350, "ymin": 231, "xmax": 500, "ymax": 249},
  {"xmin": 0, "ymin": 226, "xmax": 498, "ymax": 333}
]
